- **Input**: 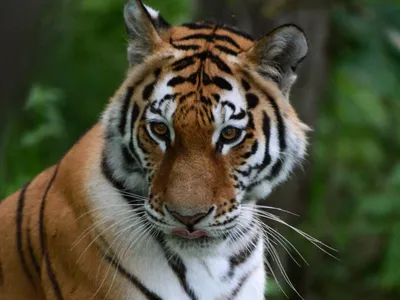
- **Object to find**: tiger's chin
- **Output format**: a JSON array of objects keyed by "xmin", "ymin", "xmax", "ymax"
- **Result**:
[{"xmin": 163, "ymin": 234, "xmax": 225, "ymax": 257}]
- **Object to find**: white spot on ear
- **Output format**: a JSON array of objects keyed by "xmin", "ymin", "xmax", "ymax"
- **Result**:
[{"xmin": 144, "ymin": 5, "xmax": 159, "ymax": 19}]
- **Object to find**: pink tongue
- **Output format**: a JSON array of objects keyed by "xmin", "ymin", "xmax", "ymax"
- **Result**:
[{"xmin": 171, "ymin": 228, "xmax": 209, "ymax": 240}]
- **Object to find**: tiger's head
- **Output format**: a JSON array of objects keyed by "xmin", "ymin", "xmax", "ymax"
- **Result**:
[{"xmin": 101, "ymin": 0, "xmax": 309, "ymax": 255}]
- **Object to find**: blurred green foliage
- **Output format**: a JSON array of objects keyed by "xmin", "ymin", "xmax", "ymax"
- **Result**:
[
  {"xmin": 303, "ymin": 2, "xmax": 400, "ymax": 299},
  {"xmin": 1, "ymin": 0, "xmax": 189, "ymax": 195},
  {"xmin": 1, "ymin": 0, "xmax": 400, "ymax": 299}
]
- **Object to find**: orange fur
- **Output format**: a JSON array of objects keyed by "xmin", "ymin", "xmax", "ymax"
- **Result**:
[{"xmin": 0, "ymin": 125, "xmax": 130, "ymax": 299}]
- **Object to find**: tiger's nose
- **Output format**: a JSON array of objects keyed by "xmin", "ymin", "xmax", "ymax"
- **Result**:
[{"xmin": 167, "ymin": 207, "xmax": 213, "ymax": 226}]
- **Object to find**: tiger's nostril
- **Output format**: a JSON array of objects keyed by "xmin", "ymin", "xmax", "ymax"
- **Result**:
[{"xmin": 167, "ymin": 206, "xmax": 214, "ymax": 226}]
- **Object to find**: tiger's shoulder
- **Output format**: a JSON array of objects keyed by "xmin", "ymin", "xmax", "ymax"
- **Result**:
[{"xmin": 0, "ymin": 123, "xmax": 123, "ymax": 299}]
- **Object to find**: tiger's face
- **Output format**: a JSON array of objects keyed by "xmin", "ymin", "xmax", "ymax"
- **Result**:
[{"xmin": 103, "ymin": 1, "xmax": 308, "ymax": 255}]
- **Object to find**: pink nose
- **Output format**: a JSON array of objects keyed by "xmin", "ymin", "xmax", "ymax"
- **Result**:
[{"xmin": 169, "ymin": 211, "xmax": 208, "ymax": 226}]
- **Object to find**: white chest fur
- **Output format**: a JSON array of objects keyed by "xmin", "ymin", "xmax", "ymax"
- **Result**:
[{"xmin": 109, "ymin": 227, "xmax": 266, "ymax": 300}]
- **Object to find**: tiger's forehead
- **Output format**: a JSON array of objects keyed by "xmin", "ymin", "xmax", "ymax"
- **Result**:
[
  {"xmin": 148, "ymin": 73, "xmax": 247, "ymax": 130},
  {"xmin": 147, "ymin": 22, "xmax": 256, "ymax": 123},
  {"xmin": 167, "ymin": 22, "xmax": 255, "ymax": 53}
]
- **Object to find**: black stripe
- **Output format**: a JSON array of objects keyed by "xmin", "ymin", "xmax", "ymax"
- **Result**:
[
  {"xmin": 202, "ymin": 72, "xmax": 212, "ymax": 85},
  {"xmin": 104, "ymin": 255, "xmax": 163, "ymax": 300},
  {"xmin": 172, "ymin": 73, "xmax": 198, "ymax": 87},
  {"xmin": 241, "ymin": 79, "xmax": 251, "ymax": 91},
  {"xmin": 246, "ymin": 93, "xmax": 259, "ymax": 110},
  {"xmin": 221, "ymin": 101, "xmax": 236, "ymax": 112},
  {"xmin": 39, "ymin": 164, "xmax": 63, "ymax": 300},
  {"xmin": 264, "ymin": 91, "xmax": 286, "ymax": 179},
  {"xmin": 233, "ymin": 135, "xmax": 252, "ymax": 154},
  {"xmin": 143, "ymin": 82, "xmax": 156, "ymax": 100},
  {"xmin": 154, "ymin": 68, "xmax": 162, "ymax": 78},
  {"xmin": 156, "ymin": 236, "xmax": 198, "ymax": 300},
  {"xmin": 212, "ymin": 93, "xmax": 220, "ymax": 102},
  {"xmin": 149, "ymin": 102, "xmax": 163, "ymax": 116},
  {"xmin": 101, "ymin": 155, "xmax": 127, "ymax": 192},
  {"xmin": 179, "ymin": 91, "xmax": 195, "ymax": 102},
  {"xmin": 145, "ymin": 210, "xmax": 168, "ymax": 225},
  {"xmin": 16, "ymin": 182, "xmax": 34, "ymax": 286},
  {"xmin": 129, "ymin": 102, "xmax": 142, "ymax": 163},
  {"xmin": 268, "ymin": 98, "xmax": 286, "ymax": 151},
  {"xmin": 119, "ymin": 87, "xmax": 134, "ymax": 136},
  {"xmin": 171, "ymin": 51, "xmax": 232, "ymax": 74},
  {"xmin": 168, "ymin": 76, "xmax": 188, "ymax": 87},
  {"xmin": 247, "ymin": 112, "xmax": 255, "ymax": 130},
  {"xmin": 240, "ymin": 71, "xmax": 287, "ymax": 186},
  {"xmin": 227, "ymin": 234, "xmax": 259, "ymax": 279},
  {"xmin": 27, "ymin": 226, "xmax": 41, "ymax": 277},
  {"xmin": 267, "ymin": 159, "xmax": 283, "ymax": 180},
  {"xmin": 158, "ymin": 93, "xmax": 177, "ymax": 107},
  {"xmin": 259, "ymin": 112, "xmax": 272, "ymax": 172},
  {"xmin": 200, "ymin": 96, "xmax": 212, "ymax": 105},
  {"xmin": 230, "ymin": 271, "xmax": 253, "ymax": 299},
  {"xmin": 99, "ymin": 238, "xmax": 162, "ymax": 300},
  {"xmin": 172, "ymin": 56, "xmax": 196, "ymax": 72},
  {"xmin": 242, "ymin": 140, "xmax": 259, "ymax": 159},
  {"xmin": 208, "ymin": 52, "xmax": 232, "ymax": 74},
  {"xmin": 171, "ymin": 42, "xmax": 201, "ymax": 51},
  {"xmin": 215, "ymin": 45, "xmax": 238, "ymax": 56},
  {"xmin": 230, "ymin": 109, "xmax": 246, "ymax": 120},
  {"xmin": 101, "ymin": 154, "xmax": 144, "ymax": 206},
  {"xmin": 121, "ymin": 145, "xmax": 140, "ymax": 172},
  {"xmin": 213, "ymin": 76, "xmax": 232, "ymax": 90},
  {"xmin": 251, "ymin": 140, "xmax": 259, "ymax": 154},
  {"xmin": 245, "ymin": 132, "xmax": 254, "ymax": 140},
  {"xmin": 177, "ymin": 34, "xmax": 241, "ymax": 49},
  {"xmin": 168, "ymin": 256, "xmax": 198, "ymax": 300}
]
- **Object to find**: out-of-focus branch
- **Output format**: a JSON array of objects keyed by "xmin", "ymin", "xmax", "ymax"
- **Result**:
[
  {"xmin": 0, "ymin": 0, "xmax": 53, "ymax": 193},
  {"xmin": 0, "ymin": 0, "xmax": 52, "ymax": 127}
]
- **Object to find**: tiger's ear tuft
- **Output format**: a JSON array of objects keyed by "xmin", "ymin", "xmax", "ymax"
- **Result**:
[
  {"xmin": 124, "ymin": 0, "xmax": 170, "ymax": 66},
  {"xmin": 247, "ymin": 25, "xmax": 308, "ymax": 96}
]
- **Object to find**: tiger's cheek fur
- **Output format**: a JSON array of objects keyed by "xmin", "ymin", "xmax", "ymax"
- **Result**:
[{"xmin": 136, "ymin": 122, "xmax": 162, "ymax": 176}]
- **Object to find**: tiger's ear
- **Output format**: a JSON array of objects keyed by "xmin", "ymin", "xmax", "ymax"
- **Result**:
[
  {"xmin": 124, "ymin": 0, "xmax": 170, "ymax": 66},
  {"xmin": 246, "ymin": 25, "xmax": 308, "ymax": 97}
]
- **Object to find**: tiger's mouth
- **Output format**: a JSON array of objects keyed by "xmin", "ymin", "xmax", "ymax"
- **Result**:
[{"xmin": 171, "ymin": 228, "xmax": 210, "ymax": 239}]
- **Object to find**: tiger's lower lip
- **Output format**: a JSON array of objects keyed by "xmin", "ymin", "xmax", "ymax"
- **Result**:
[{"xmin": 171, "ymin": 228, "xmax": 209, "ymax": 239}]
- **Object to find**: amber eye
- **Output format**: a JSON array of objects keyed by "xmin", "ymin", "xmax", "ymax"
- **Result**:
[
  {"xmin": 220, "ymin": 126, "xmax": 241, "ymax": 144},
  {"xmin": 150, "ymin": 122, "xmax": 169, "ymax": 140}
]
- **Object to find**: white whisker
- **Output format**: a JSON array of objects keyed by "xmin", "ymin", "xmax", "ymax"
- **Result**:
[
  {"xmin": 242, "ymin": 203, "xmax": 299, "ymax": 217},
  {"xmin": 243, "ymin": 208, "xmax": 337, "ymax": 258},
  {"xmin": 71, "ymin": 208, "xmax": 145, "ymax": 249},
  {"xmin": 75, "ymin": 211, "xmax": 146, "ymax": 264}
]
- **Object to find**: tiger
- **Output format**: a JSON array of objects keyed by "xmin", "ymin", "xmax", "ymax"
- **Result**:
[{"xmin": 0, "ymin": 1, "xmax": 309, "ymax": 299}]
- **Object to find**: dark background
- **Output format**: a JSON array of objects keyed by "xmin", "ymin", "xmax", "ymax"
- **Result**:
[{"xmin": 1, "ymin": 0, "xmax": 400, "ymax": 299}]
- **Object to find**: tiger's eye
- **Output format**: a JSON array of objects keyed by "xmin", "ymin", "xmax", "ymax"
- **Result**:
[
  {"xmin": 221, "ymin": 127, "xmax": 240, "ymax": 142},
  {"xmin": 151, "ymin": 123, "xmax": 168, "ymax": 138}
]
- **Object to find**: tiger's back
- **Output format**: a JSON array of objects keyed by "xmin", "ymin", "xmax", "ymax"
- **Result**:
[{"xmin": 0, "ymin": 1, "xmax": 309, "ymax": 299}]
